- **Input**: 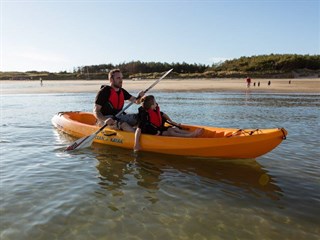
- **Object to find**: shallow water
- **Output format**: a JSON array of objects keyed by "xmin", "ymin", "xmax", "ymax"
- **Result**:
[{"xmin": 1, "ymin": 91, "xmax": 319, "ymax": 239}]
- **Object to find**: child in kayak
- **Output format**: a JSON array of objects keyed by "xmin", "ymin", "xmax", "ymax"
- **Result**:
[{"xmin": 134, "ymin": 95, "xmax": 203, "ymax": 151}]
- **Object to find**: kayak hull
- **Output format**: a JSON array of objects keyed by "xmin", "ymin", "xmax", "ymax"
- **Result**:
[{"xmin": 52, "ymin": 111, "xmax": 287, "ymax": 159}]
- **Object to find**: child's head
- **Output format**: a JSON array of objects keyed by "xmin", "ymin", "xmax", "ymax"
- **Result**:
[{"xmin": 141, "ymin": 95, "xmax": 156, "ymax": 110}]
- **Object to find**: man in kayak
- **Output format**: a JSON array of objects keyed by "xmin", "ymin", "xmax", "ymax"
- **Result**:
[{"xmin": 94, "ymin": 68, "xmax": 144, "ymax": 132}]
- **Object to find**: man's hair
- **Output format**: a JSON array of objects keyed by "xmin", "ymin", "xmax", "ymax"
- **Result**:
[{"xmin": 108, "ymin": 69, "xmax": 121, "ymax": 80}]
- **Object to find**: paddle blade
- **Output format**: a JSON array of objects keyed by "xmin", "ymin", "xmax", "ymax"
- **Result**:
[{"xmin": 65, "ymin": 134, "xmax": 96, "ymax": 151}]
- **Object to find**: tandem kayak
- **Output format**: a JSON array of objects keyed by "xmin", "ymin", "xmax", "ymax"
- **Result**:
[{"xmin": 52, "ymin": 111, "xmax": 287, "ymax": 159}]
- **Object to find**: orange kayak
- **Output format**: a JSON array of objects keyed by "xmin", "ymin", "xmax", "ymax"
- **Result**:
[{"xmin": 52, "ymin": 111, "xmax": 287, "ymax": 159}]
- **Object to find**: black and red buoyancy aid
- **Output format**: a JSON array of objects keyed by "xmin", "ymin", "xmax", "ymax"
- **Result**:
[
  {"xmin": 108, "ymin": 88, "xmax": 124, "ymax": 111},
  {"xmin": 147, "ymin": 106, "xmax": 162, "ymax": 127}
]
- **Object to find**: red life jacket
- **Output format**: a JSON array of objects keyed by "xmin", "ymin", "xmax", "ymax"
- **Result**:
[
  {"xmin": 108, "ymin": 88, "xmax": 124, "ymax": 110},
  {"xmin": 147, "ymin": 106, "xmax": 162, "ymax": 127}
]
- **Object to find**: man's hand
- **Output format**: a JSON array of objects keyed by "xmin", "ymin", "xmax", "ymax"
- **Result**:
[
  {"xmin": 134, "ymin": 91, "xmax": 145, "ymax": 104},
  {"xmin": 104, "ymin": 118, "xmax": 115, "ymax": 125},
  {"xmin": 138, "ymin": 90, "xmax": 145, "ymax": 98}
]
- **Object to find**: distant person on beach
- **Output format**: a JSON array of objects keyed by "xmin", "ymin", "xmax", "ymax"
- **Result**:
[
  {"xmin": 268, "ymin": 80, "xmax": 271, "ymax": 86},
  {"xmin": 246, "ymin": 77, "xmax": 251, "ymax": 88},
  {"xmin": 258, "ymin": 81, "xmax": 260, "ymax": 87},
  {"xmin": 134, "ymin": 95, "xmax": 203, "ymax": 151},
  {"xmin": 289, "ymin": 80, "xmax": 291, "ymax": 84},
  {"xmin": 40, "ymin": 78, "xmax": 43, "ymax": 87},
  {"xmin": 93, "ymin": 68, "xmax": 145, "ymax": 132}
]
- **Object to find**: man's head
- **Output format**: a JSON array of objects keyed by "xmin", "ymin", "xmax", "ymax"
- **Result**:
[{"xmin": 109, "ymin": 69, "xmax": 123, "ymax": 89}]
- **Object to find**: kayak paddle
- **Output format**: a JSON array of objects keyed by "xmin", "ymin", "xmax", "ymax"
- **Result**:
[{"xmin": 65, "ymin": 68, "xmax": 173, "ymax": 151}]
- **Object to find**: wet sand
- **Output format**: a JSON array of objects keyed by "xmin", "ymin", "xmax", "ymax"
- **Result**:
[{"xmin": 1, "ymin": 78, "xmax": 319, "ymax": 94}]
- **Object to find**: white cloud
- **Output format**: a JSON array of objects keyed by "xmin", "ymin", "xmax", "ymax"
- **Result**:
[{"xmin": 2, "ymin": 47, "xmax": 71, "ymax": 72}]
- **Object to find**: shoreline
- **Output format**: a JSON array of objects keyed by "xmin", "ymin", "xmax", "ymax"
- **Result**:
[{"xmin": 1, "ymin": 78, "xmax": 319, "ymax": 94}]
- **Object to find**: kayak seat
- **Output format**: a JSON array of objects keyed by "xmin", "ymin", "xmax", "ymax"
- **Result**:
[{"xmin": 69, "ymin": 112, "xmax": 97, "ymax": 125}]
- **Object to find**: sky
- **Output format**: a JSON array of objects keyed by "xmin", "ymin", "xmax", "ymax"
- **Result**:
[{"xmin": 1, "ymin": 0, "xmax": 319, "ymax": 72}]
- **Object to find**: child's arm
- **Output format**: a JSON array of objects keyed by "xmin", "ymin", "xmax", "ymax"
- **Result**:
[
  {"xmin": 134, "ymin": 128, "xmax": 142, "ymax": 152},
  {"xmin": 162, "ymin": 113, "xmax": 181, "ymax": 127}
]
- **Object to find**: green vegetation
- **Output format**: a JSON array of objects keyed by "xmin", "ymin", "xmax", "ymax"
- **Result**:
[{"xmin": 1, "ymin": 54, "xmax": 319, "ymax": 80}]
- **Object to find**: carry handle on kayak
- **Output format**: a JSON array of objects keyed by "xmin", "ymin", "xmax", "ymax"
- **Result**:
[{"xmin": 65, "ymin": 68, "xmax": 173, "ymax": 151}]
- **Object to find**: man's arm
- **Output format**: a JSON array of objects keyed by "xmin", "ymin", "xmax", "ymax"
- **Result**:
[
  {"xmin": 93, "ymin": 104, "xmax": 105, "ymax": 121},
  {"xmin": 128, "ymin": 90, "xmax": 145, "ymax": 104}
]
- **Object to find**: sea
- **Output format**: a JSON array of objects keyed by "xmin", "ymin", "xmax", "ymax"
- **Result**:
[{"xmin": 1, "ymin": 88, "xmax": 319, "ymax": 240}]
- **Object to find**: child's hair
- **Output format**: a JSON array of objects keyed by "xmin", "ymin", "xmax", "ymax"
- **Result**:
[{"xmin": 141, "ymin": 95, "xmax": 155, "ymax": 110}]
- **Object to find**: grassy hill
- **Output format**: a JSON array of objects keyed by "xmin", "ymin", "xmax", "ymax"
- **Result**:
[{"xmin": 1, "ymin": 54, "xmax": 319, "ymax": 80}]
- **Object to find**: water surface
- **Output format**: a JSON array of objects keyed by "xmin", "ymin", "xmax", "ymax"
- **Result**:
[{"xmin": 1, "ymin": 91, "xmax": 319, "ymax": 239}]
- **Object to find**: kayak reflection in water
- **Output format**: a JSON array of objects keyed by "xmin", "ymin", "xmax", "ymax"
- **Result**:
[{"xmin": 92, "ymin": 146, "xmax": 283, "ymax": 202}]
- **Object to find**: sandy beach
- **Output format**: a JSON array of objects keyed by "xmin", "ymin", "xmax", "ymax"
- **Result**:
[{"xmin": 1, "ymin": 78, "xmax": 319, "ymax": 94}]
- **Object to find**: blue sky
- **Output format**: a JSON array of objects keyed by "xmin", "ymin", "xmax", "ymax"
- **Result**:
[{"xmin": 1, "ymin": 0, "xmax": 319, "ymax": 72}]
